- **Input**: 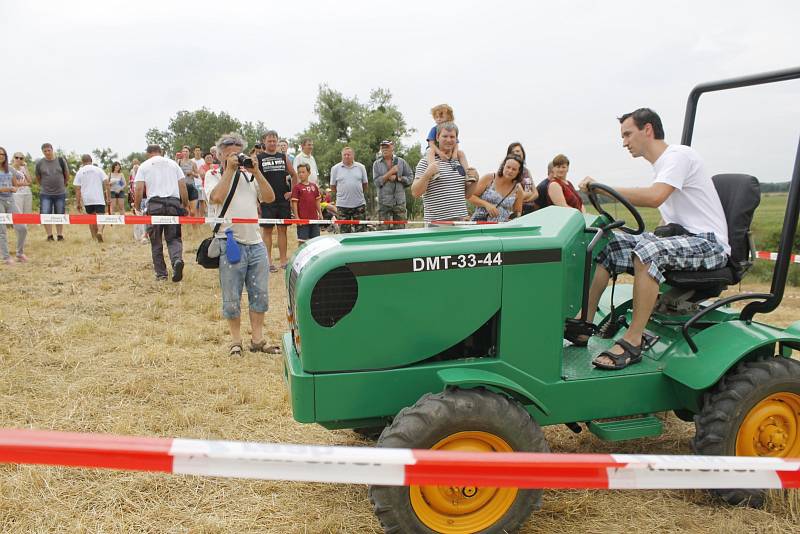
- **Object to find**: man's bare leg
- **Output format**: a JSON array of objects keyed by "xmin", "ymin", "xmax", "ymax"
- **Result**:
[
  {"xmin": 262, "ymin": 227, "xmax": 274, "ymax": 266},
  {"xmin": 227, "ymin": 317, "xmax": 242, "ymax": 344},
  {"xmin": 277, "ymin": 226, "xmax": 288, "ymax": 266},
  {"xmin": 585, "ymin": 264, "xmax": 612, "ymax": 324},
  {"xmin": 595, "ymin": 256, "xmax": 659, "ymax": 365},
  {"xmin": 250, "ymin": 310, "xmax": 264, "ymax": 343}
]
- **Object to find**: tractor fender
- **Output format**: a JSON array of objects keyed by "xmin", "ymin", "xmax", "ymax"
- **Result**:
[
  {"xmin": 663, "ymin": 319, "xmax": 800, "ymax": 391},
  {"xmin": 436, "ymin": 368, "xmax": 550, "ymax": 415}
]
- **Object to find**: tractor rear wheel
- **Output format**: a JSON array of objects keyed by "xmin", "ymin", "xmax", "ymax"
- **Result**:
[
  {"xmin": 692, "ymin": 356, "xmax": 800, "ymax": 507},
  {"xmin": 368, "ymin": 387, "xmax": 547, "ymax": 534}
]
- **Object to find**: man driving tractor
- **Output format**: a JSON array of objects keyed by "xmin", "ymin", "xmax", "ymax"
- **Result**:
[{"xmin": 575, "ymin": 108, "xmax": 730, "ymax": 369}]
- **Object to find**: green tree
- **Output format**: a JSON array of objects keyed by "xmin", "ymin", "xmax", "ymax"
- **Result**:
[
  {"xmin": 146, "ymin": 108, "xmax": 268, "ymax": 154},
  {"xmin": 294, "ymin": 86, "xmax": 417, "ymax": 216},
  {"xmin": 92, "ymin": 147, "xmax": 119, "ymax": 171}
]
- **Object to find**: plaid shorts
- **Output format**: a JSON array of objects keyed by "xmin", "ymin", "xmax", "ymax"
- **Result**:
[{"xmin": 596, "ymin": 231, "xmax": 728, "ymax": 284}]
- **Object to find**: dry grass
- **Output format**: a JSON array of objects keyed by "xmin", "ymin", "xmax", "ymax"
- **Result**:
[{"xmin": 0, "ymin": 225, "xmax": 797, "ymax": 533}]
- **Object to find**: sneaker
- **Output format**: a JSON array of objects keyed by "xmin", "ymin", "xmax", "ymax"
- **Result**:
[
  {"xmin": 172, "ymin": 260, "xmax": 184, "ymax": 282},
  {"xmin": 57, "ymin": 235, "xmax": 64, "ymax": 241},
  {"xmin": 46, "ymin": 235, "xmax": 55, "ymax": 242},
  {"xmin": 15, "ymin": 254, "xmax": 28, "ymax": 263}
]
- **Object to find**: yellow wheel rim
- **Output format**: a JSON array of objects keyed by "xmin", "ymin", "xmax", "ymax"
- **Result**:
[
  {"xmin": 410, "ymin": 431, "xmax": 518, "ymax": 534},
  {"xmin": 736, "ymin": 392, "xmax": 800, "ymax": 457}
]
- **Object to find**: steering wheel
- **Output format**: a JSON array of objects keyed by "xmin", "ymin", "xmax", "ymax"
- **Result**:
[{"xmin": 587, "ymin": 182, "xmax": 644, "ymax": 235}]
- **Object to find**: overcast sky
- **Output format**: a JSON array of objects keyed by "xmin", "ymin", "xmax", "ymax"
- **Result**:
[{"xmin": 3, "ymin": 1, "xmax": 799, "ymax": 186}]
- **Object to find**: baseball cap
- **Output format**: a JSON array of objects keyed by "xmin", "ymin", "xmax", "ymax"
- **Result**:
[{"xmin": 380, "ymin": 140, "xmax": 393, "ymax": 146}]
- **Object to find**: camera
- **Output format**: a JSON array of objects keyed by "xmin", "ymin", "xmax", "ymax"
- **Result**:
[{"xmin": 237, "ymin": 154, "xmax": 254, "ymax": 168}]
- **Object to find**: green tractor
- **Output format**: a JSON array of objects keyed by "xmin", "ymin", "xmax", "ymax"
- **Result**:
[{"xmin": 281, "ymin": 67, "xmax": 800, "ymax": 533}]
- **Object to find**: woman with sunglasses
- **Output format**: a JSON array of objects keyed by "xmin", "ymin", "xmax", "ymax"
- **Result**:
[
  {"xmin": 0, "ymin": 147, "xmax": 28, "ymax": 264},
  {"xmin": 468, "ymin": 154, "xmax": 525, "ymax": 222},
  {"xmin": 11, "ymin": 152, "xmax": 33, "ymax": 216}
]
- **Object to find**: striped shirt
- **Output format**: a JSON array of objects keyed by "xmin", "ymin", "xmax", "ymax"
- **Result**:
[{"xmin": 415, "ymin": 156, "xmax": 468, "ymax": 223}]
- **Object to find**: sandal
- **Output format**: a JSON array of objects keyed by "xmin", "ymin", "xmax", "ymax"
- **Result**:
[
  {"xmin": 250, "ymin": 340, "xmax": 281, "ymax": 354},
  {"xmin": 269, "ymin": 264, "xmax": 278, "ymax": 273},
  {"xmin": 592, "ymin": 338, "xmax": 643, "ymax": 370},
  {"xmin": 229, "ymin": 342, "xmax": 243, "ymax": 357},
  {"xmin": 564, "ymin": 318, "xmax": 596, "ymax": 347}
]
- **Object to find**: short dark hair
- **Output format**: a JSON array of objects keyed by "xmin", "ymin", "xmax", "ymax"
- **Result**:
[
  {"xmin": 262, "ymin": 130, "xmax": 279, "ymax": 141},
  {"xmin": 506, "ymin": 142, "xmax": 526, "ymax": 162},
  {"xmin": 80, "ymin": 154, "xmax": 92, "ymax": 164},
  {"xmin": 497, "ymin": 155, "xmax": 525, "ymax": 182},
  {"xmin": 146, "ymin": 144, "xmax": 162, "ymax": 154},
  {"xmin": 111, "ymin": 161, "xmax": 122, "ymax": 172},
  {"xmin": 296, "ymin": 163, "xmax": 311, "ymax": 173},
  {"xmin": 301, "ymin": 138, "xmax": 313, "ymax": 146},
  {"xmin": 193, "ymin": 145, "xmax": 201, "ymax": 150},
  {"xmin": 41, "ymin": 142, "xmax": 53, "ymax": 150},
  {"xmin": 552, "ymin": 154, "xmax": 570, "ymax": 167},
  {"xmin": 618, "ymin": 108, "xmax": 665, "ymax": 140}
]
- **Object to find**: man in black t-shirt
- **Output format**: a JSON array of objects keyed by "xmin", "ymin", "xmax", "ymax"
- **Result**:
[{"xmin": 257, "ymin": 130, "xmax": 298, "ymax": 272}]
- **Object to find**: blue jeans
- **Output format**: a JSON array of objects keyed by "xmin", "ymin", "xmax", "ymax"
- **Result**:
[
  {"xmin": 219, "ymin": 240, "xmax": 269, "ymax": 319},
  {"xmin": 40, "ymin": 193, "xmax": 66, "ymax": 214}
]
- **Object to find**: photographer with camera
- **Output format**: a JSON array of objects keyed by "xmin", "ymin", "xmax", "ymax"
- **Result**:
[
  {"xmin": 134, "ymin": 144, "xmax": 189, "ymax": 282},
  {"xmin": 205, "ymin": 132, "xmax": 276, "ymax": 357}
]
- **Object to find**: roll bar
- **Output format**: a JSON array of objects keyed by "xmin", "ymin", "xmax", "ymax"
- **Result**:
[{"xmin": 679, "ymin": 66, "xmax": 800, "ymax": 323}]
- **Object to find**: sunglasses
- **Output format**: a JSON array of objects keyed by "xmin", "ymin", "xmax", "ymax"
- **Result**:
[{"xmin": 14, "ymin": 156, "xmax": 24, "ymax": 160}]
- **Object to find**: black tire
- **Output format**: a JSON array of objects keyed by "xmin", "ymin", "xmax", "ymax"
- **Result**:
[
  {"xmin": 368, "ymin": 387, "xmax": 548, "ymax": 534},
  {"xmin": 354, "ymin": 426, "xmax": 385, "ymax": 441},
  {"xmin": 692, "ymin": 356, "xmax": 800, "ymax": 507}
]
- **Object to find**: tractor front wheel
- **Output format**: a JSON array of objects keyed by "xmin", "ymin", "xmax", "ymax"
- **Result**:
[
  {"xmin": 369, "ymin": 387, "xmax": 547, "ymax": 533},
  {"xmin": 693, "ymin": 356, "xmax": 800, "ymax": 507}
]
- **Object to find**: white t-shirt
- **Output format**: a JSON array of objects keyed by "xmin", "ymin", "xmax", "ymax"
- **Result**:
[
  {"xmin": 134, "ymin": 155, "xmax": 185, "ymax": 199},
  {"xmin": 293, "ymin": 152, "xmax": 319, "ymax": 184},
  {"xmin": 73, "ymin": 165, "xmax": 109, "ymax": 206},
  {"xmin": 192, "ymin": 158, "xmax": 204, "ymax": 170},
  {"xmin": 204, "ymin": 168, "xmax": 262, "ymax": 245},
  {"xmin": 653, "ymin": 145, "xmax": 730, "ymax": 255}
]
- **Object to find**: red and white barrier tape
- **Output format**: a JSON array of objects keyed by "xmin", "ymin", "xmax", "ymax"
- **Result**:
[
  {"xmin": 2, "ymin": 213, "xmax": 797, "ymax": 261},
  {"xmin": 1, "ymin": 429, "xmax": 798, "ymax": 489},
  {"xmin": 755, "ymin": 250, "xmax": 800, "ymax": 264}
]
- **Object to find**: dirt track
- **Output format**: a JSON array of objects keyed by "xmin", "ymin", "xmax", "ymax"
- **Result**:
[{"xmin": 0, "ymin": 227, "xmax": 797, "ymax": 533}]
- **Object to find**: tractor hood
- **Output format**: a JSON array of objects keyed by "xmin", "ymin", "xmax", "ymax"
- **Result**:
[{"xmin": 286, "ymin": 208, "xmax": 592, "ymax": 373}]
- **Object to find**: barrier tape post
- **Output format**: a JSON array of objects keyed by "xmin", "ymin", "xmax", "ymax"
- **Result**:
[{"xmin": 0, "ymin": 429, "xmax": 798, "ymax": 489}]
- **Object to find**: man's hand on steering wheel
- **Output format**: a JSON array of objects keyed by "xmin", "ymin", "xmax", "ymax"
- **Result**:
[{"xmin": 582, "ymin": 177, "xmax": 645, "ymax": 235}]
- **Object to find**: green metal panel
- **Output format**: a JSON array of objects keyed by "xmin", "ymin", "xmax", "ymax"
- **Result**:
[
  {"xmin": 290, "ymin": 229, "xmax": 504, "ymax": 372},
  {"xmin": 436, "ymin": 368, "xmax": 550, "ymax": 414},
  {"xmin": 663, "ymin": 320, "xmax": 800, "ymax": 390},
  {"xmin": 281, "ymin": 332, "xmax": 315, "ymax": 423},
  {"xmin": 587, "ymin": 416, "xmax": 663, "ymax": 441}
]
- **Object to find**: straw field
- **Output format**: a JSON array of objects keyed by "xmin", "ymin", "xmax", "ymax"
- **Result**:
[{"xmin": 0, "ymin": 223, "xmax": 797, "ymax": 533}]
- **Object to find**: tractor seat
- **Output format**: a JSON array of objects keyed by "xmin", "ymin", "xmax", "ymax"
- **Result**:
[{"xmin": 662, "ymin": 174, "xmax": 761, "ymax": 299}]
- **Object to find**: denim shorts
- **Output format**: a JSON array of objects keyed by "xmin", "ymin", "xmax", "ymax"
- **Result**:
[
  {"xmin": 218, "ymin": 239, "xmax": 269, "ymax": 319},
  {"xmin": 297, "ymin": 224, "xmax": 321, "ymax": 241},
  {"xmin": 40, "ymin": 193, "xmax": 66, "ymax": 214}
]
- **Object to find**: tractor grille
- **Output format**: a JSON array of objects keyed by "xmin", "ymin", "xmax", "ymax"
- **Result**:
[
  {"xmin": 287, "ymin": 266, "xmax": 298, "ymax": 313},
  {"xmin": 310, "ymin": 266, "xmax": 358, "ymax": 327}
]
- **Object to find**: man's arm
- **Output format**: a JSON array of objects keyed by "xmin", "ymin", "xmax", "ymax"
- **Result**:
[
  {"xmin": 62, "ymin": 158, "xmax": 70, "ymax": 186},
  {"xmin": 373, "ymin": 161, "xmax": 387, "ymax": 188},
  {"xmin": 134, "ymin": 182, "xmax": 144, "ymax": 210},
  {"xmin": 178, "ymin": 180, "xmax": 189, "ymax": 208},
  {"xmin": 361, "ymin": 165, "xmax": 369, "ymax": 194},
  {"xmin": 74, "ymin": 186, "xmax": 83, "ymax": 212},
  {"xmin": 252, "ymin": 162, "xmax": 276, "ymax": 204},
  {"xmin": 398, "ymin": 160, "xmax": 413, "ymax": 187},
  {"xmin": 285, "ymin": 157, "xmax": 298, "ymax": 195},
  {"xmin": 411, "ymin": 160, "xmax": 438, "ymax": 198},
  {"xmin": 580, "ymin": 176, "xmax": 674, "ymax": 208}
]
